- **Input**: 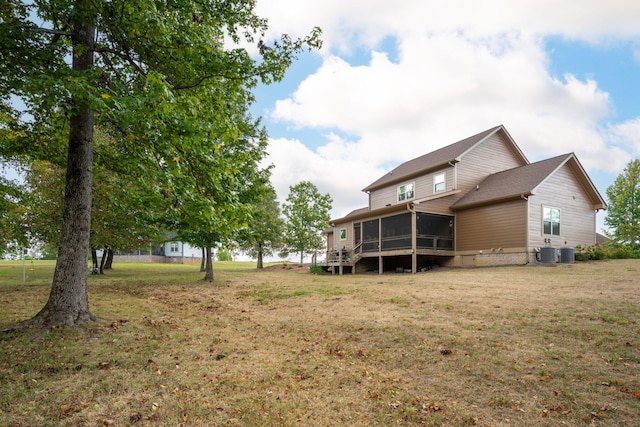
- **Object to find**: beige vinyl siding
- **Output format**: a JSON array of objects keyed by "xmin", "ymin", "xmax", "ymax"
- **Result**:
[
  {"xmin": 330, "ymin": 221, "xmax": 357, "ymax": 250},
  {"xmin": 528, "ymin": 164, "xmax": 597, "ymax": 248},
  {"xmin": 456, "ymin": 199, "xmax": 527, "ymax": 251},
  {"xmin": 370, "ymin": 134, "xmax": 523, "ymax": 212},
  {"xmin": 456, "ymin": 134, "xmax": 526, "ymax": 200},
  {"xmin": 370, "ymin": 168, "xmax": 453, "ymax": 210},
  {"xmin": 370, "ymin": 185, "xmax": 399, "ymax": 210}
]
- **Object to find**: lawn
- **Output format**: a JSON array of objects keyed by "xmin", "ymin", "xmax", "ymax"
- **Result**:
[{"xmin": 1, "ymin": 259, "xmax": 639, "ymax": 426}]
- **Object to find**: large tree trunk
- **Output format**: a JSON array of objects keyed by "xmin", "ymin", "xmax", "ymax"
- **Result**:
[
  {"xmin": 204, "ymin": 247, "xmax": 214, "ymax": 281},
  {"xmin": 30, "ymin": 10, "xmax": 96, "ymax": 328}
]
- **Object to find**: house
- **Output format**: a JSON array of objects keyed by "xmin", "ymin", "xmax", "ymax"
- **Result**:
[
  {"xmin": 111, "ymin": 240, "xmax": 202, "ymax": 264},
  {"xmin": 324, "ymin": 125, "xmax": 606, "ymax": 273}
]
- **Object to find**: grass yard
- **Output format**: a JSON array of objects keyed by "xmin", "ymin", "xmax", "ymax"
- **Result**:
[{"xmin": 1, "ymin": 259, "xmax": 639, "ymax": 426}]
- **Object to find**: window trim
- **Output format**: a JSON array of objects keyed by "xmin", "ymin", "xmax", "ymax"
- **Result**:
[
  {"xmin": 434, "ymin": 172, "xmax": 445, "ymax": 193},
  {"xmin": 397, "ymin": 182, "xmax": 415, "ymax": 202},
  {"xmin": 542, "ymin": 206, "xmax": 561, "ymax": 236},
  {"xmin": 339, "ymin": 228, "xmax": 347, "ymax": 240}
]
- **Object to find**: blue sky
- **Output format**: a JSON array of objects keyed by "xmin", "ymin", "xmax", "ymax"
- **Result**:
[{"xmin": 250, "ymin": 0, "xmax": 640, "ymax": 234}]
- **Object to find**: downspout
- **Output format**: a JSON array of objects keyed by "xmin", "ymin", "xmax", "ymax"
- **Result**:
[{"xmin": 448, "ymin": 161, "xmax": 457, "ymax": 189}]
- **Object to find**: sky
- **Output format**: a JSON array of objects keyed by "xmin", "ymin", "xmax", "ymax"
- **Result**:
[{"xmin": 249, "ymin": 0, "xmax": 640, "ymax": 234}]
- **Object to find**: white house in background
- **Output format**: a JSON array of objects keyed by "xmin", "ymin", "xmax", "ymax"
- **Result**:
[
  {"xmin": 110, "ymin": 239, "xmax": 202, "ymax": 265},
  {"xmin": 161, "ymin": 241, "xmax": 202, "ymax": 263}
]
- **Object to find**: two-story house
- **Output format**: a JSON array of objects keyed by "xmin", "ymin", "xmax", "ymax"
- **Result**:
[{"xmin": 324, "ymin": 125, "xmax": 606, "ymax": 273}]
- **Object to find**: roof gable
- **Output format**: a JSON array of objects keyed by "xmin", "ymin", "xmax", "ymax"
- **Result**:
[
  {"xmin": 362, "ymin": 125, "xmax": 527, "ymax": 192},
  {"xmin": 451, "ymin": 153, "xmax": 606, "ymax": 210}
]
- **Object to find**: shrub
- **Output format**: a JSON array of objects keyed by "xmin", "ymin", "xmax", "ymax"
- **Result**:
[
  {"xmin": 309, "ymin": 264, "xmax": 324, "ymax": 275},
  {"xmin": 575, "ymin": 242, "xmax": 637, "ymax": 260}
]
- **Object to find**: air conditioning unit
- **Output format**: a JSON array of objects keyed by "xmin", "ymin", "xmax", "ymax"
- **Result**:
[
  {"xmin": 539, "ymin": 246, "xmax": 557, "ymax": 263},
  {"xmin": 559, "ymin": 247, "xmax": 575, "ymax": 264}
]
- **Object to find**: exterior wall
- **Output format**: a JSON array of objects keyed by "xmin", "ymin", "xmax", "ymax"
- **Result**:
[
  {"xmin": 369, "ymin": 133, "xmax": 525, "ymax": 213},
  {"xmin": 456, "ymin": 134, "xmax": 526, "ymax": 202},
  {"xmin": 330, "ymin": 220, "xmax": 355, "ymax": 250},
  {"xmin": 528, "ymin": 163, "xmax": 597, "ymax": 249},
  {"xmin": 164, "ymin": 241, "xmax": 201, "ymax": 258},
  {"xmin": 369, "ymin": 167, "xmax": 453, "ymax": 210},
  {"xmin": 445, "ymin": 251, "xmax": 530, "ymax": 267},
  {"xmin": 455, "ymin": 199, "xmax": 528, "ymax": 251}
]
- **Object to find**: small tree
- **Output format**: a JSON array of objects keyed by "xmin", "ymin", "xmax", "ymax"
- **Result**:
[
  {"xmin": 236, "ymin": 182, "xmax": 285, "ymax": 269},
  {"xmin": 605, "ymin": 159, "xmax": 640, "ymax": 254},
  {"xmin": 282, "ymin": 181, "xmax": 332, "ymax": 264}
]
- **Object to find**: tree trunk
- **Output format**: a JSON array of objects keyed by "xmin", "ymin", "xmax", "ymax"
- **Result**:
[
  {"xmin": 91, "ymin": 248, "xmax": 98, "ymax": 274},
  {"xmin": 30, "ymin": 10, "xmax": 96, "ymax": 328},
  {"xmin": 300, "ymin": 252, "xmax": 304, "ymax": 265},
  {"xmin": 204, "ymin": 247, "xmax": 214, "ymax": 281},
  {"xmin": 99, "ymin": 246, "xmax": 108, "ymax": 274},
  {"xmin": 105, "ymin": 247, "xmax": 113, "ymax": 269},
  {"xmin": 200, "ymin": 247, "xmax": 205, "ymax": 272},
  {"xmin": 257, "ymin": 242, "xmax": 263, "ymax": 269}
]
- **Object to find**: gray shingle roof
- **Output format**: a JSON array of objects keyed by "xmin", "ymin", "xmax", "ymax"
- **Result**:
[
  {"xmin": 362, "ymin": 125, "xmax": 509, "ymax": 192},
  {"xmin": 451, "ymin": 154, "xmax": 573, "ymax": 210}
]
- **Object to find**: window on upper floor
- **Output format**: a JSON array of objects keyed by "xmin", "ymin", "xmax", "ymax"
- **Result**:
[
  {"xmin": 170, "ymin": 242, "xmax": 180, "ymax": 253},
  {"xmin": 543, "ymin": 207, "xmax": 561, "ymax": 236},
  {"xmin": 434, "ymin": 173, "xmax": 445, "ymax": 193},
  {"xmin": 397, "ymin": 182, "xmax": 415, "ymax": 202}
]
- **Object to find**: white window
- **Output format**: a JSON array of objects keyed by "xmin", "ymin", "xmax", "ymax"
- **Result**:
[
  {"xmin": 170, "ymin": 242, "xmax": 180, "ymax": 253},
  {"xmin": 339, "ymin": 228, "xmax": 347, "ymax": 240},
  {"xmin": 434, "ymin": 173, "xmax": 445, "ymax": 193},
  {"xmin": 397, "ymin": 182, "xmax": 415, "ymax": 201},
  {"xmin": 543, "ymin": 207, "xmax": 561, "ymax": 236}
]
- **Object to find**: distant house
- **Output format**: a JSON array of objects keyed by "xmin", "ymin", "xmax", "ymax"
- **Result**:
[
  {"xmin": 112, "ymin": 240, "xmax": 202, "ymax": 264},
  {"xmin": 325, "ymin": 125, "xmax": 606, "ymax": 273}
]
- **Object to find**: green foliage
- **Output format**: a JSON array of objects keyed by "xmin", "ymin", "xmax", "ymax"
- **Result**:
[
  {"xmin": 216, "ymin": 249, "xmax": 233, "ymax": 262},
  {"xmin": 0, "ymin": 0, "xmax": 322, "ymax": 303},
  {"xmin": 282, "ymin": 181, "xmax": 333, "ymax": 264},
  {"xmin": 574, "ymin": 241, "xmax": 638, "ymax": 261},
  {"xmin": 235, "ymin": 181, "xmax": 285, "ymax": 267},
  {"xmin": 309, "ymin": 264, "xmax": 324, "ymax": 275},
  {"xmin": 605, "ymin": 159, "xmax": 640, "ymax": 254}
]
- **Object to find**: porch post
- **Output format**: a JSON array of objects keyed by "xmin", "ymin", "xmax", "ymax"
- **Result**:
[
  {"xmin": 378, "ymin": 218, "xmax": 383, "ymax": 274},
  {"xmin": 411, "ymin": 209, "xmax": 417, "ymax": 274}
]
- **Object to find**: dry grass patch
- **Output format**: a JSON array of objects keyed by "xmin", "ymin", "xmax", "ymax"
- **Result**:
[{"xmin": 1, "ymin": 260, "xmax": 639, "ymax": 426}]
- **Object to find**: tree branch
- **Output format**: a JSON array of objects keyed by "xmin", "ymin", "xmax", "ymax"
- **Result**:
[{"xmin": 15, "ymin": 25, "xmax": 73, "ymax": 37}]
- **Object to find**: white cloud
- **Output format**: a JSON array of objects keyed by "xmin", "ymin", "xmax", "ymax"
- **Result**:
[{"xmin": 252, "ymin": 0, "xmax": 640, "ymax": 220}]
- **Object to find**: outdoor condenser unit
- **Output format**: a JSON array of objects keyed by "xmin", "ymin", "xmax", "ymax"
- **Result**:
[
  {"xmin": 559, "ymin": 247, "xmax": 575, "ymax": 264},
  {"xmin": 539, "ymin": 246, "xmax": 557, "ymax": 263}
]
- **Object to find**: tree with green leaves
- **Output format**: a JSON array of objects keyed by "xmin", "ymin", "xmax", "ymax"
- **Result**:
[
  {"xmin": 235, "ymin": 181, "xmax": 285, "ymax": 268},
  {"xmin": 0, "ymin": 1, "xmax": 321, "ymax": 328},
  {"xmin": 282, "ymin": 181, "xmax": 332, "ymax": 265},
  {"xmin": 605, "ymin": 159, "xmax": 640, "ymax": 254},
  {"xmin": 0, "ymin": 168, "xmax": 28, "ymax": 257}
]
